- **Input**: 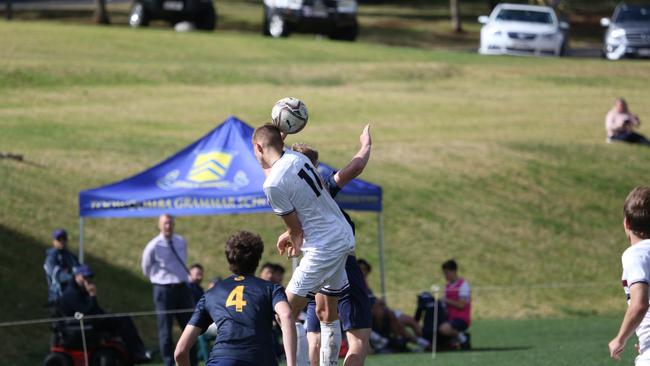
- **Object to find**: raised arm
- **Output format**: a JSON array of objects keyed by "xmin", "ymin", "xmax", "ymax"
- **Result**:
[
  {"xmin": 609, "ymin": 283, "xmax": 650, "ymax": 360},
  {"xmin": 334, "ymin": 124, "xmax": 371, "ymax": 188},
  {"xmin": 275, "ymin": 300, "xmax": 297, "ymax": 366}
]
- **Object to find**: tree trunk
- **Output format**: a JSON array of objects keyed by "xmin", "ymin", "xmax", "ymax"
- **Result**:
[
  {"xmin": 5, "ymin": 0, "xmax": 13, "ymax": 20},
  {"xmin": 450, "ymin": 0, "xmax": 462, "ymax": 33},
  {"xmin": 93, "ymin": 0, "xmax": 110, "ymax": 24}
]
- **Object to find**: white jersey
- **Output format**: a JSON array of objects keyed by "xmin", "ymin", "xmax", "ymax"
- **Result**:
[
  {"xmin": 621, "ymin": 239, "xmax": 650, "ymax": 355},
  {"xmin": 263, "ymin": 150, "xmax": 355, "ymax": 255}
]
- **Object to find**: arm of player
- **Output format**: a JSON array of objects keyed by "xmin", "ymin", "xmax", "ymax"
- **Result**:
[
  {"xmin": 609, "ymin": 282, "xmax": 650, "ymax": 360},
  {"xmin": 278, "ymin": 212, "xmax": 304, "ymax": 258},
  {"xmin": 275, "ymin": 300, "xmax": 297, "ymax": 366},
  {"xmin": 334, "ymin": 124, "xmax": 372, "ymax": 188},
  {"xmin": 174, "ymin": 324, "xmax": 202, "ymax": 366}
]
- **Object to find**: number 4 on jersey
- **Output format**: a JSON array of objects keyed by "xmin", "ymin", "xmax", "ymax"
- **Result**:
[{"xmin": 226, "ymin": 285, "xmax": 247, "ymax": 312}]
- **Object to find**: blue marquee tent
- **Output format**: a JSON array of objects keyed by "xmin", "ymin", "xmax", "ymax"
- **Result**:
[{"xmin": 78, "ymin": 116, "xmax": 386, "ymax": 297}]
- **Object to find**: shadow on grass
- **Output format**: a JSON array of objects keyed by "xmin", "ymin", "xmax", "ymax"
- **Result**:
[{"xmin": 0, "ymin": 224, "xmax": 159, "ymax": 365}]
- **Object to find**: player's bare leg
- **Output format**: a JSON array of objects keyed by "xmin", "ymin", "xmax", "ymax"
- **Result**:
[
  {"xmin": 287, "ymin": 292, "xmax": 311, "ymax": 366},
  {"xmin": 344, "ymin": 328, "xmax": 370, "ymax": 366},
  {"xmin": 316, "ymin": 293, "xmax": 341, "ymax": 366},
  {"xmin": 307, "ymin": 331, "xmax": 321, "ymax": 366}
]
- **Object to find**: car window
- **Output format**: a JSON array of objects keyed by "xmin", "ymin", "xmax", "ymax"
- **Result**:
[
  {"xmin": 614, "ymin": 6, "xmax": 650, "ymax": 23},
  {"xmin": 495, "ymin": 9, "xmax": 553, "ymax": 24}
]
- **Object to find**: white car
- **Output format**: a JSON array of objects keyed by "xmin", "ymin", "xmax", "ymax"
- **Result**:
[{"xmin": 478, "ymin": 3, "xmax": 569, "ymax": 57}]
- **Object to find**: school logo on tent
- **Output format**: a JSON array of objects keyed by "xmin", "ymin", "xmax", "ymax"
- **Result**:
[
  {"xmin": 187, "ymin": 152, "xmax": 233, "ymax": 183},
  {"xmin": 156, "ymin": 150, "xmax": 250, "ymax": 191}
]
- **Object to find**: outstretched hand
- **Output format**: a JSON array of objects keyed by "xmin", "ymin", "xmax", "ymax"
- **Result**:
[
  {"xmin": 277, "ymin": 230, "xmax": 303, "ymax": 258},
  {"xmin": 360, "ymin": 124, "xmax": 371, "ymax": 147}
]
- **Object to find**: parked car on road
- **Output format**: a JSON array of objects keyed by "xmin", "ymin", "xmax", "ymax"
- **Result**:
[
  {"xmin": 128, "ymin": 0, "xmax": 217, "ymax": 30},
  {"xmin": 478, "ymin": 3, "xmax": 569, "ymax": 57},
  {"xmin": 262, "ymin": 0, "xmax": 358, "ymax": 41},
  {"xmin": 601, "ymin": 3, "xmax": 650, "ymax": 60}
]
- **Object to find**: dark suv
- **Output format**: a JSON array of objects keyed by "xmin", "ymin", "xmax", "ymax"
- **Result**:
[
  {"xmin": 128, "ymin": 0, "xmax": 217, "ymax": 30},
  {"xmin": 263, "ymin": 0, "xmax": 358, "ymax": 41},
  {"xmin": 601, "ymin": 3, "xmax": 650, "ymax": 60}
]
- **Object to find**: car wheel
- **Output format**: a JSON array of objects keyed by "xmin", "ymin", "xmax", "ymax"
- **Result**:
[
  {"xmin": 129, "ymin": 2, "xmax": 149, "ymax": 27},
  {"xmin": 330, "ymin": 21, "xmax": 358, "ymax": 41},
  {"xmin": 195, "ymin": 7, "xmax": 216, "ymax": 30},
  {"xmin": 268, "ymin": 12, "xmax": 289, "ymax": 38},
  {"xmin": 43, "ymin": 353, "xmax": 72, "ymax": 366}
]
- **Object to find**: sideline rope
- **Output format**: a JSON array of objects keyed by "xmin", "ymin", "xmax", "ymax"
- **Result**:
[{"xmin": 0, "ymin": 308, "xmax": 195, "ymax": 328}]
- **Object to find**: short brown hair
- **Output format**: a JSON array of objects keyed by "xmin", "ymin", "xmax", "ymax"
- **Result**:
[
  {"xmin": 225, "ymin": 231, "xmax": 264, "ymax": 275},
  {"xmin": 624, "ymin": 186, "xmax": 650, "ymax": 239},
  {"xmin": 291, "ymin": 143, "xmax": 319, "ymax": 166},
  {"xmin": 253, "ymin": 124, "xmax": 283, "ymax": 151}
]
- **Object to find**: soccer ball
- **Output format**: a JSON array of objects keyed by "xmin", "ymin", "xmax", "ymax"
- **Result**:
[{"xmin": 271, "ymin": 97, "xmax": 308, "ymax": 134}]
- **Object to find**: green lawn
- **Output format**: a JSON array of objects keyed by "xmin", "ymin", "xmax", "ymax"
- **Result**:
[{"xmin": 1, "ymin": 17, "xmax": 650, "ymax": 365}]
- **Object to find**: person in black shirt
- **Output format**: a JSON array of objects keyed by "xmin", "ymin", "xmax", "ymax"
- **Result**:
[
  {"xmin": 174, "ymin": 231, "xmax": 297, "ymax": 366},
  {"xmin": 59, "ymin": 265, "xmax": 150, "ymax": 362}
]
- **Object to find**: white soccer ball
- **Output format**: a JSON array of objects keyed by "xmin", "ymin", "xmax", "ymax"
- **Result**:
[{"xmin": 271, "ymin": 97, "xmax": 308, "ymax": 134}]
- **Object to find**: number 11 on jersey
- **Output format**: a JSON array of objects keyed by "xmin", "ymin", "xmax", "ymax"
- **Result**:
[{"xmin": 226, "ymin": 285, "xmax": 247, "ymax": 312}]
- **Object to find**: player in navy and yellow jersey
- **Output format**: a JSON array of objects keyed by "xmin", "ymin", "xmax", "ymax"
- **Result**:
[{"xmin": 174, "ymin": 231, "xmax": 296, "ymax": 366}]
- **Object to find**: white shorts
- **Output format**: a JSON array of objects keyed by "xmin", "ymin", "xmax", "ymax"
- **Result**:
[
  {"xmin": 638, "ymin": 354, "xmax": 650, "ymax": 366},
  {"xmin": 286, "ymin": 250, "xmax": 349, "ymax": 298}
]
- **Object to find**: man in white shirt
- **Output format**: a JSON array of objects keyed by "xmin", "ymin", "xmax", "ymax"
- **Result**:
[
  {"xmin": 609, "ymin": 186, "xmax": 650, "ymax": 365},
  {"xmin": 142, "ymin": 214, "xmax": 196, "ymax": 366},
  {"xmin": 252, "ymin": 124, "xmax": 355, "ymax": 366}
]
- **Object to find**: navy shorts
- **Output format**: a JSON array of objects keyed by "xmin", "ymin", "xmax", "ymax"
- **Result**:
[
  {"xmin": 450, "ymin": 318, "xmax": 469, "ymax": 332},
  {"xmin": 306, "ymin": 255, "xmax": 372, "ymax": 332}
]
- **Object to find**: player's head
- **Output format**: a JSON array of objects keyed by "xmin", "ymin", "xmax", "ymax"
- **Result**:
[
  {"xmin": 252, "ymin": 124, "xmax": 284, "ymax": 168},
  {"xmin": 615, "ymin": 97, "xmax": 628, "ymax": 113},
  {"xmin": 623, "ymin": 186, "xmax": 650, "ymax": 241},
  {"xmin": 291, "ymin": 143, "xmax": 319, "ymax": 167},
  {"xmin": 225, "ymin": 231, "xmax": 264, "ymax": 275},
  {"xmin": 259, "ymin": 262, "xmax": 274, "ymax": 281},
  {"xmin": 271, "ymin": 263, "xmax": 285, "ymax": 284},
  {"xmin": 441, "ymin": 259, "xmax": 458, "ymax": 282}
]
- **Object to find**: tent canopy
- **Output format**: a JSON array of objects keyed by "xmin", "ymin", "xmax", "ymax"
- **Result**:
[{"xmin": 79, "ymin": 116, "xmax": 382, "ymax": 218}]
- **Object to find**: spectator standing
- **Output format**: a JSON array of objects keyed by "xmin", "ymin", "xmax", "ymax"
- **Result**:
[
  {"xmin": 606, "ymin": 98, "xmax": 650, "ymax": 146},
  {"xmin": 44, "ymin": 229, "xmax": 80, "ymax": 305},
  {"xmin": 141, "ymin": 214, "xmax": 197, "ymax": 366},
  {"xmin": 438, "ymin": 259, "xmax": 471, "ymax": 349},
  {"xmin": 60, "ymin": 265, "xmax": 150, "ymax": 362},
  {"xmin": 189, "ymin": 263, "xmax": 205, "ymax": 304}
]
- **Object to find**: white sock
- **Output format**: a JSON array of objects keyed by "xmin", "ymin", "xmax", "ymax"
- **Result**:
[
  {"xmin": 296, "ymin": 322, "xmax": 310, "ymax": 366},
  {"xmin": 320, "ymin": 320, "xmax": 341, "ymax": 366},
  {"xmin": 458, "ymin": 332, "xmax": 467, "ymax": 343}
]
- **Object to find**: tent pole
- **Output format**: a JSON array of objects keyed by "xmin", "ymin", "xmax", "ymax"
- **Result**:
[
  {"xmin": 378, "ymin": 212, "xmax": 386, "ymax": 303},
  {"xmin": 79, "ymin": 217, "xmax": 85, "ymax": 264}
]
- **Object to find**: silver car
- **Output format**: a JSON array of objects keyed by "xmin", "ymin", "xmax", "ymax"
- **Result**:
[{"xmin": 601, "ymin": 3, "xmax": 650, "ymax": 60}]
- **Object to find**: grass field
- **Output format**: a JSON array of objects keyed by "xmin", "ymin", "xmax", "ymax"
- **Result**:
[{"xmin": 1, "ymin": 11, "xmax": 650, "ymax": 365}]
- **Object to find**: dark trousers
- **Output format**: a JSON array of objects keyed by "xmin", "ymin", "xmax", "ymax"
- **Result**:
[
  {"xmin": 611, "ymin": 132, "xmax": 650, "ymax": 146},
  {"xmin": 153, "ymin": 284, "xmax": 197, "ymax": 366}
]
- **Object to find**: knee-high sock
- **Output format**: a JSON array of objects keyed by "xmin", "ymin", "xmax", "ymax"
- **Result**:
[
  {"xmin": 320, "ymin": 320, "xmax": 341, "ymax": 366},
  {"xmin": 296, "ymin": 322, "xmax": 310, "ymax": 366}
]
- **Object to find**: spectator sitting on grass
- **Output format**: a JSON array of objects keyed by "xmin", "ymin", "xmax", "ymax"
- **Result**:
[
  {"xmin": 606, "ymin": 98, "xmax": 650, "ymax": 146},
  {"xmin": 438, "ymin": 259, "xmax": 471, "ymax": 350}
]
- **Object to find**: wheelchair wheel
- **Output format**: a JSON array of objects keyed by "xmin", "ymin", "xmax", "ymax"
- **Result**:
[{"xmin": 43, "ymin": 352, "xmax": 72, "ymax": 366}]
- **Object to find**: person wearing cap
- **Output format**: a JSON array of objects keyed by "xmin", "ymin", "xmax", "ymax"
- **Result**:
[
  {"xmin": 59, "ymin": 264, "xmax": 151, "ymax": 363},
  {"xmin": 141, "ymin": 213, "xmax": 197, "ymax": 366},
  {"xmin": 43, "ymin": 229, "xmax": 80, "ymax": 305}
]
